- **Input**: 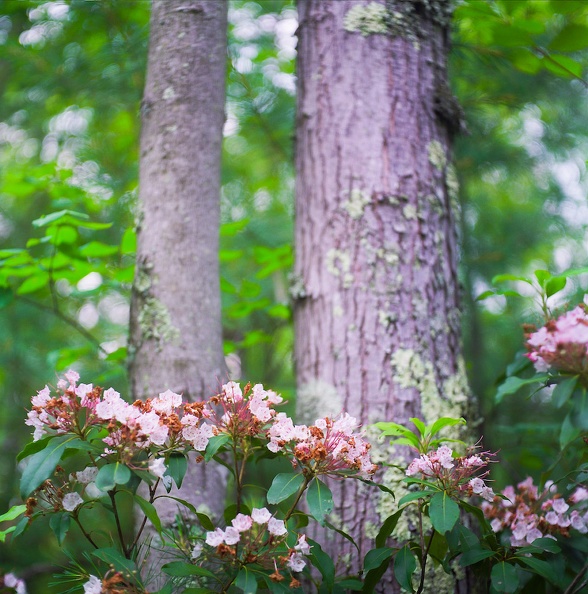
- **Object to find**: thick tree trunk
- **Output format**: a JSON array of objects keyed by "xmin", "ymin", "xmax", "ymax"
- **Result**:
[
  {"xmin": 295, "ymin": 1, "xmax": 471, "ymax": 590},
  {"xmin": 129, "ymin": 0, "xmax": 227, "ymax": 584}
]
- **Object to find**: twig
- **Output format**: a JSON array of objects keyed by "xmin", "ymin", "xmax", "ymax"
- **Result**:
[
  {"xmin": 109, "ymin": 490, "xmax": 129, "ymax": 558},
  {"xmin": 564, "ymin": 561, "xmax": 588, "ymax": 594}
]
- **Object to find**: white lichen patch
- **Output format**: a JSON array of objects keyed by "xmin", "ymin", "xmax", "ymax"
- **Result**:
[
  {"xmin": 297, "ymin": 379, "xmax": 342, "ymax": 425},
  {"xmin": 343, "ymin": 2, "xmax": 388, "ymax": 36},
  {"xmin": 343, "ymin": 188, "xmax": 371, "ymax": 219},
  {"xmin": 333, "ymin": 304, "xmax": 344, "ymax": 318},
  {"xmin": 411, "ymin": 559, "xmax": 456, "ymax": 594},
  {"xmin": 326, "ymin": 248, "xmax": 353, "ymax": 288},
  {"xmin": 288, "ymin": 272, "xmax": 307, "ymax": 300},
  {"xmin": 427, "ymin": 140, "xmax": 446, "ymax": 171},
  {"xmin": 403, "ymin": 204, "xmax": 417, "ymax": 220},
  {"xmin": 162, "ymin": 86, "xmax": 176, "ymax": 101},
  {"xmin": 364, "ymin": 521, "xmax": 379, "ymax": 540},
  {"xmin": 138, "ymin": 296, "xmax": 180, "ymax": 346},
  {"xmin": 390, "ymin": 348, "xmax": 469, "ymax": 431}
]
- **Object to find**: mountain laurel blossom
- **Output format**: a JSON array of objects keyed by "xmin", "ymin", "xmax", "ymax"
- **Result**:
[
  {"xmin": 526, "ymin": 305, "xmax": 588, "ymax": 377},
  {"xmin": 406, "ymin": 445, "xmax": 495, "ymax": 502},
  {"xmin": 482, "ymin": 476, "xmax": 588, "ymax": 545}
]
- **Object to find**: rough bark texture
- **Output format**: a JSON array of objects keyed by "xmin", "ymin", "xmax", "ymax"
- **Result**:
[
  {"xmin": 295, "ymin": 1, "xmax": 473, "ymax": 591},
  {"xmin": 129, "ymin": 0, "xmax": 227, "ymax": 584}
]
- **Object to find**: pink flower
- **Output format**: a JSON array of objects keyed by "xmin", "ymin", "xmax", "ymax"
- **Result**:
[
  {"xmin": 31, "ymin": 386, "xmax": 51, "ymax": 407},
  {"xmin": 570, "ymin": 487, "xmax": 588, "ymax": 503},
  {"xmin": 83, "ymin": 575, "xmax": 102, "ymax": 594},
  {"xmin": 469, "ymin": 478, "xmax": 485, "ymax": 494},
  {"xmin": 148, "ymin": 458, "xmax": 167, "ymax": 479},
  {"xmin": 437, "ymin": 446, "xmax": 454, "ymax": 469},
  {"xmin": 552, "ymin": 498, "xmax": 569, "ymax": 514},
  {"xmin": 231, "ymin": 514, "xmax": 253, "ymax": 532},
  {"xmin": 205, "ymin": 528, "xmax": 225, "ymax": 547},
  {"xmin": 152, "ymin": 389, "xmax": 182, "ymax": 415},
  {"xmin": 222, "ymin": 381, "xmax": 243, "ymax": 403}
]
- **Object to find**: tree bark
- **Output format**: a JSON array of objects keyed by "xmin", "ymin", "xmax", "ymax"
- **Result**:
[
  {"xmin": 294, "ymin": 1, "xmax": 470, "ymax": 590},
  {"xmin": 129, "ymin": 0, "xmax": 227, "ymax": 584}
]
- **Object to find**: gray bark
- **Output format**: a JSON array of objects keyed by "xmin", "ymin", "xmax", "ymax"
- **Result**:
[
  {"xmin": 129, "ymin": 0, "xmax": 227, "ymax": 585},
  {"xmin": 294, "ymin": 1, "xmax": 471, "ymax": 591}
]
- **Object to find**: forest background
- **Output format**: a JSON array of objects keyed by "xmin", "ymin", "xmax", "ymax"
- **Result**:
[{"xmin": 1, "ymin": 0, "xmax": 588, "ymax": 591}]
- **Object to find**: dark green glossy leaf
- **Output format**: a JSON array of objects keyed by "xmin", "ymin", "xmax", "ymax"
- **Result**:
[
  {"xmin": 235, "ymin": 566, "xmax": 258, "ymax": 594},
  {"xmin": 459, "ymin": 547, "xmax": 495, "ymax": 567},
  {"xmin": 375, "ymin": 509, "xmax": 403, "ymax": 548},
  {"xmin": 95, "ymin": 463, "xmax": 131, "ymax": 492},
  {"xmin": 364, "ymin": 547, "xmax": 394, "ymax": 571},
  {"xmin": 165, "ymin": 453, "xmax": 188, "ymax": 489},
  {"xmin": 491, "ymin": 562, "xmax": 519, "ymax": 593},
  {"xmin": 49, "ymin": 512, "xmax": 70, "ymax": 546},
  {"xmin": 552, "ymin": 376, "xmax": 578, "ymax": 408},
  {"xmin": 429, "ymin": 492, "xmax": 459, "ymax": 534},
  {"xmin": 306, "ymin": 478, "xmax": 333, "ymax": 525},
  {"xmin": 393, "ymin": 545, "xmax": 416, "ymax": 592},
  {"xmin": 134, "ymin": 494, "xmax": 162, "ymax": 533},
  {"xmin": 204, "ymin": 434, "xmax": 230, "ymax": 462},
  {"xmin": 308, "ymin": 539, "xmax": 334, "ymax": 591},
  {"xmin": 267, "ymin": 473, "xmax": 305, "ymax": 505},
  {"xmin": 162, "ymin": 561, "xmax": 216, "ymax": 579},
  {"xmin": 92, "ymin": 547, "xmax": 141, "ymax": 585}
]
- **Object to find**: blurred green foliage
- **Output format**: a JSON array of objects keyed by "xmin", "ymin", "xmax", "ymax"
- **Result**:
[{"xmin": 0, "ymin": 0, "xmax": 587, "ymax": 591}]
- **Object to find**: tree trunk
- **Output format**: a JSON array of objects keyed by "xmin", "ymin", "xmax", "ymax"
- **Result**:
[
  {"xmin": 129, "ymin": 0, "xmax": 227, "ymax": 583},
  {"xmin": 294, "ymin": 1, "xmax": 471, "ymax": 590}
]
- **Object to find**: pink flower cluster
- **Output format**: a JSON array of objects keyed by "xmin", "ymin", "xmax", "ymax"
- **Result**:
[
  {"xmin": 406, "ymin": 446, "xmax": 495, "ymax": 502},
  {"xmin": 482, "ymin": 477, "xmax": 588, "ymax": 546},
  {"xmin": 526, "ymin": 305, "xmax": 588, "ymax": 376},
  {"xmin": 202, "ymin": 507, "xmax": 311, "ymax": 576},
  {"xmin": 1, "ymin": 573, "xmax": 26, "ymax": 594},
  {"xmin": 267, "ymin": 413, "xmax": 377, "ymax": 478}
]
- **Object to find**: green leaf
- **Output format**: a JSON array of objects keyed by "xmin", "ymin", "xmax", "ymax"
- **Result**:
[
  {"xmin": 520, "ymin": 537, "xmax": 560, "ymax": 554},
  {"xmin": 0, "ymin": 287, "xmax": 13, "ymax": 309},
  {"xmin": 92, "ymin": 547, "xmax": 141, "ymax": 585},
  {"xmin": 32, "ymin": 210, "xmax": 87, "ymax": 228},
  {"xmin": 120, "ymin": 228, "xmax": 137, "ymax": 254},
  {"xmin": 550, "ymin": 24, "xmax": 588, "ymax": 52},
  {"xmin": 534, "ymin": 269, "xmax": 551, "ymax": 285},
  {"xmin": 552, "ymin": 376, "xmax": 578, "ymax": 408},
  {"xmin": 235, "ymin": 566, "xmax": 258, "ymax": 594},
  {"xmin": 95, "ymin": 463, "xmax": 132, "ymax": 492},
  {"xmin": 16, "ymin": 272, "xmax": 50, "ymax": 295},
  {"xmin": 560, "ymin": 412, "xmax": 581, "ymax": 448},
  {"xmin": 393, "ymin": 545, "xmax": 416, "ymax": 593},
  {"xmin": 220, "ymin": 219, "xmax": 249, "ymax": 236},
  {"xmin": 426, "ymin": 417, "xmax": 466, "ymax": 437},
  {"xmin": 364, "ymin": 547, "xmax": 394, "ymax": 572},
  {"xmin": 543, "ymin": 54, "xmax": 583, "ymax": 78},
  {"xmin": 306, "ymin": 478, "xmax": 333, "ymax": 525},
  {"xmin": 496, "ymin": 375, "xmax": 548, "ymax": 403},
  {"xmin": 491, "ymin": 562, "xmax": 519, "ymax": 593},
  {"xmin": 476, "ymin": 290, "xmax": 496, "ymax": 301},
  {"xmin": 79, "ymin": 241, "xmax": 119, "ymax": 258},
  {"xmin": 49, "ymin": 512, "xmax": 70, "ymax": 546},
  {"xmin": 267, "ymin": 473, "xmax": 305, "ymax": 505},
  {"xmin": 429, "ymin": 492, "xmax": 459, "ymax": 534},
  {"xmin": 410, "ymin": 418, "xmax": 426, "ymax": 436},
  {"xmin": 459, "ymin": 547, "xmax": 495, "ymax": 567},
  {"xmin": 134, "ymin": 495, "xmax": 162, "ymax": 534},
  {"xmin": 0, "ymin": 505, "xmax": 27, "ymax": 523},
  {"xmin": 308, "ymin": 539, "xmax": 335, "ymax": 591},
  {"xmin": 20, "ymin": 435, "xmax": 90, "ymax": 498},
  {"xmin": 515, "ymin": 556, "xmax": 558, "ymax": 583},
  {"xmin": 491, "ymin": 274, "xmax": 531, "ymax": 285},
  {"xmin": 545, "ymin": 276, "xmax": 566, "ymax": 297},
  {"xmin": 398, "ymin": 490, "xmax": 437, "ymax": 507},
  {"xmin": 165, "ymin": 453, "xmax": 188, "ymax": 489},
  {"xmin": 373, "ymin": 422, "xmax": 420, "ymax": 449},
  {"xmin": 336, "ymin": 579, "xmax": 363, "ymax": 591},
  {"xmin": 0, "ymin": 526, "xmax": 16, "ymax": 543},
  {"xmin": 204, "ymin": 434, "xmax": 230, "ymax": 462},
  {"xmin": 375, "ymin": 509, "xmax": 403, "ymax": 548},
  {"xmin": 161, "ymin": 561, "xmax": 216, "ymax": 579}
]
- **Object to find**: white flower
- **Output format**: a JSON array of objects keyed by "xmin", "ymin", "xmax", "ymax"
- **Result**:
[
  {"xmin": 267, "ymin": 517, "xmax": 287, "ymax": 536},
  {"xmin": 287, "ymin": 552, "xmax": 306, "ymax": 572},
  {"xmin": 62, "ymin": 492, "xmax": 84, "ymax": 512},
  {"xmin": 191, "ymin": 543, "xmax": 203, "ymax": 559},
  {"xmin": 148, "ymin": 458, "xmax": 167, "ymax": 479},
  {"xmin": 83, "ymin": 575, "xmax": 102, "ymax": 594},
  {"xmin": 223, "ymin": 527, "xmax": 241, "ymax": 545},
  {"xmin": 75, "ymin": 467, "xmax": 99, "ymax": 484},
  {"xmin": 295, "ymin": 534, "xmax": 311, "ymax": 555},
  {"xmin": 251, "ymin": 507, "xmax": 272, "ymax": 524}
]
